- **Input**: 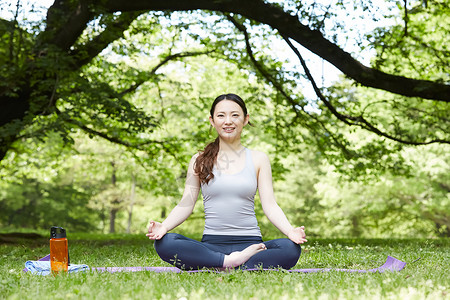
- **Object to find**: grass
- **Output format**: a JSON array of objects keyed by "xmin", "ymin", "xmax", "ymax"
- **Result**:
[{"xmin": 0, "ymin": 232, "xmax": 448, "ymax": 299}]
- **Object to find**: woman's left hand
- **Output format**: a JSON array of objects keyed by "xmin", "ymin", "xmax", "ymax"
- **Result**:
[{"xmin": 288, "ymin": 226, "xmax": 307, "ymax": 244}]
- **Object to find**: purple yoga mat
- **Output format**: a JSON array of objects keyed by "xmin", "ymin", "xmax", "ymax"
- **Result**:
[{"xmin": 25, "ymin": 255, "xmax": 406, "ymax": 274}]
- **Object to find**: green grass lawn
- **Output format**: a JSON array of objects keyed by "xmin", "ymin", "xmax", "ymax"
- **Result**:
[{"xmin": 0, "ymin": 232, "xmax": 448, "ymax": 299}]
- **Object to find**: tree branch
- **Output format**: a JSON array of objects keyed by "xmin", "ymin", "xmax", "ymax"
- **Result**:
[
  {"xmin": 99, "ymin": 0, "xmax": 449, "ymax": 101},
  {"xmin": 42, "ymin": 0, "xmax": 93, "ymax": 51},
  {"xmin": 69, "ymin": 11, "xmax": 142, "ymax": 69},
  {"xmin": 119, "ymin": 50, "xmax": 214, "ymax": 96},
  {"xmin": 225, "ymin": 16, "xmax": 304, "ymax": 120},
  {"xmin": 403, "ymin": 0, "xmax": 409, "ymax": 36},
  {"xmin": 282, "ymin": 35, "xmax": 448, "ymax": 145},
  {"xmin": 227, "ymin": 16, "xmax": 356, "ymax": 155},
  {"xmin": 8, "ymin": 0, "xmax": 21, "ymax": 62},
  {"xmin": 227, "ymin": 15, "xmax": 432, "ymax": 150},
  {"xmin": 56, "ymin": 108, "xmax": 158, "ymax": 148},
  {"xmin": 56, "ymin": 109, "xmax": 185, "ymax": 163}
]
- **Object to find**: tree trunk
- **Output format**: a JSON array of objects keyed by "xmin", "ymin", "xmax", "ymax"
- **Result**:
[
  {"xmin": 100, "ymin": 205, "xmax": 106, "ymax": 233},
  {"xmin": 126, "ymin": 173, "xmax": 136, "ymax": 234},
  {"xmin": 109, "ymin": 161, "xmax": 118, "ymax": 234},
  {"xmin": 351, "ymin": 215, "xmax": 361, "ymax": 237},
  {"xmin": 0, "ymin": 86, "xmax": 42, "ymax": 161},
  {"xmin": 109, "ymin": 207, "xmax": 118, "ymax": 234}
]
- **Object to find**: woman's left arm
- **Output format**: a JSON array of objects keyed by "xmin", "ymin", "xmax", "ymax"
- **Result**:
[{"xmin": 256, "ymin": 152, "xmax": 307, "ymax": 244}]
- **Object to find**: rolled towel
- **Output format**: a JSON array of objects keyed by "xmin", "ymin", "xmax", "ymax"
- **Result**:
[{"xmin": 25, "ymin": 260, "xmax": 90, "ymax": 275}]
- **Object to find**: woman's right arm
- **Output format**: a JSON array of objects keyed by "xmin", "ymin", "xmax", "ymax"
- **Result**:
[{"xmin": 146, "ymin": 154, "xmax": 201, "ymax": 240}]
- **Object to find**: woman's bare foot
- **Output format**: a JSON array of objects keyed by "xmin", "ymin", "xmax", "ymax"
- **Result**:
[{"xmin": 222, "ymin": 243, "xmax": 267, "ymax": 268}]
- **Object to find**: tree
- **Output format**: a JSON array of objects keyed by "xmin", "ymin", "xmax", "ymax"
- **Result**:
[
  {"xmin": 1, "ymin": 22, "xmax": 447, "ymax": 237},
  {"xmin": 0, "ymin": 131, "xmax": 98, "ymax": 230},
  {"xmin": 0, "ymin": 0, "xmax": 448, "ymax": 166}
]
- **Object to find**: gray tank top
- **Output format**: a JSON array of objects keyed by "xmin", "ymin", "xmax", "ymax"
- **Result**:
[{"xmin": 201, "ymin": 148, "xmax": 261, "ymax": 236}]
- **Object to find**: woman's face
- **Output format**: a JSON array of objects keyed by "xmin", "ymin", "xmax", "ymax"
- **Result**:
[{"xmin": 209, "ymin": 100, "xmax": 249, "ymax": 142}]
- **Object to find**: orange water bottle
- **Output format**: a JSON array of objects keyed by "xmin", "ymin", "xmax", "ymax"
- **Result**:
[{"xmin": 50, "ymin": 226, "xmax": 69, "ymax": 273}]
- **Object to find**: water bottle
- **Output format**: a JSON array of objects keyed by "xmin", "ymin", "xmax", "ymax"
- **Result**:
[{"xmin": 50, "ymin": 226, "xmax": 69, "ymax": 273}]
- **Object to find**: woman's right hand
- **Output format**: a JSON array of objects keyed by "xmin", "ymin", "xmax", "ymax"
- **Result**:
[
  {"xmin": 287, "ymin": 226, "xmax": 307, "ymax": 244},
  {"xmin": 146, "ymin": 221, "xmax": 168, "ymax": 240}
]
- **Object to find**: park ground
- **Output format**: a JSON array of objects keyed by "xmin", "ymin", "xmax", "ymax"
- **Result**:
[{"xmin": 0, "ymin": 232, "xmax": 448, "ymax": 299}]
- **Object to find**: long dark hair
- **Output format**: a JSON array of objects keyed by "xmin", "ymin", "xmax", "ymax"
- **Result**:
[{"xmin": 194, "ymin": 93, "xmax": 250, "ymax": 184}]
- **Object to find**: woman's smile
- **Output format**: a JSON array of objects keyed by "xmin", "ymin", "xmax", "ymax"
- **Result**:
[{"xmin": 209, "ymin": 100, "xmax": 249, "ymax": 141}]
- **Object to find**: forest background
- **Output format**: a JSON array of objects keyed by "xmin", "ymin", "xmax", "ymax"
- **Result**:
[{"xmin": 0, "ymin": 0, "xmax": 448, "ymax": 239}]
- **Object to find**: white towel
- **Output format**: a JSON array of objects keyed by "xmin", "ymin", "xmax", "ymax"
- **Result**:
[{"xmin": 25, "ymin": 261, "xmax": 90, "ymax": 275}]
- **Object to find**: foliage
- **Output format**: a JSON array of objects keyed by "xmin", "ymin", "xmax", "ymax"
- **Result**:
[
  {"xmin": 313, "ymin": 144, "xmax": 449, "ymax": 237},
  {"xmin": 0, "ymin": 0, "xmax": 448, "ymax": 161},
  {"xmin": 0, "ymin": 132, "xmax": 98, "ymax": 231},
  {"xmin": 0, "ymin": 1, "xmax": 448, "ymax": 237}
]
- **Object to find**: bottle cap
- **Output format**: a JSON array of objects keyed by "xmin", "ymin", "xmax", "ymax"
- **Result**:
[{"xmin": 50, "ymin": 226, "xmax": 67, "ymax": 239}]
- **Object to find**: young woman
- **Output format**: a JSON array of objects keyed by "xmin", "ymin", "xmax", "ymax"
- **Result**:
[{"xmin": 147, "ymin": 93, "xmax": 306, "ymax": 270}]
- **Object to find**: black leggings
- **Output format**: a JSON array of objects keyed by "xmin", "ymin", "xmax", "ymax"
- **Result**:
[{"xmin": 154, "ymin": 233, "xmax": 301, "ymax": 270}]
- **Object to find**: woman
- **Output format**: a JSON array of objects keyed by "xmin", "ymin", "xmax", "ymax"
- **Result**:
[{"xmin": 147, "ymin": 93, "xmax": 306, "ymax": 270}]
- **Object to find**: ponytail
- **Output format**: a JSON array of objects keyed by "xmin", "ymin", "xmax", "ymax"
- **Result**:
[{"xmin": 195, "ymin": 137, "xmax": 220, "ymax": 185}]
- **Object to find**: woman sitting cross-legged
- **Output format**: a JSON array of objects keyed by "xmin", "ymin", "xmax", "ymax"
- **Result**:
[{"xmin": 147, "ymin": 93, "xmax": 307, "ymax": 270}]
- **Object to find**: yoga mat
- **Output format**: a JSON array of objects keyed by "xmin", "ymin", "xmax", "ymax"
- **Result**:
[{"xmin": 24, "ymin": 255, "xmax": 406, "ymax": 274}]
